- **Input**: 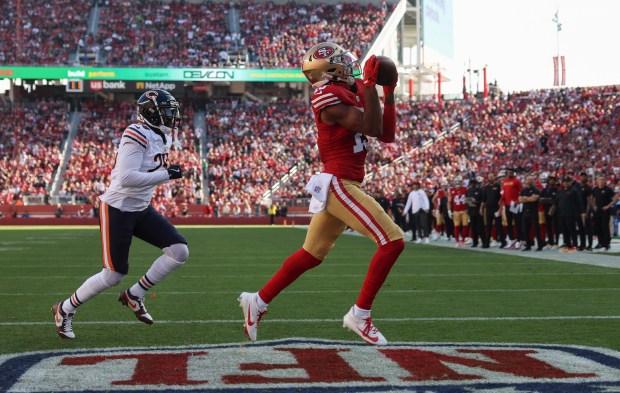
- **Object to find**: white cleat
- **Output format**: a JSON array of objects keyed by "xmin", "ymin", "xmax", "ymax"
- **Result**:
[
  {"xmin": 343, "ymin": 307, "xmax": 388, "ymax": 346},
  {"xmin": 118, "ymin": 289, "xmax": 154, "ymax": 324},
  {"xmin": 424, "ymin": 237, "xmax": 430, "ymax": 244},
  {"xmin": 52, "ymin": 301, "xmax": 75, "ymax": 339},
  {"xmin": 238, "ymin": 292, "xmax": 267, "ymax": 341}
]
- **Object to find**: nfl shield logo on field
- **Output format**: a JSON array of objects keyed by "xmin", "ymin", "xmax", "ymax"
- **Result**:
[{"xmin": 2, "ymin": 339, "xmax": 619, "ymax": 392}]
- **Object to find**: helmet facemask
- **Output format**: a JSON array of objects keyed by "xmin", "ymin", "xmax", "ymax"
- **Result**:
[
  {"xmin": 321, "ymin": 51, "xmax": 361, "ymax": 87},
  {"xmin": 137, "ymin": 90, "xmax": 183, "ymax": 149}
]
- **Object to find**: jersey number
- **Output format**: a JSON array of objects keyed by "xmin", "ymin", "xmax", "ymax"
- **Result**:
[
  {"xmin": 353, "ymin": 133, "xmax": 369, "ymax": 153},
  {"xmin": 454, "ymin": 194, "xmax": 466, "ymax": 205},
  {"xmin": 148, "ymin": 153, "xmax": 169, "ymax": 173}
]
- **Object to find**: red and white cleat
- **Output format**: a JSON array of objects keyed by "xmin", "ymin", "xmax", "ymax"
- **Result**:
[
  {"xmin": 343, "ymin": 307, "xmax": 388, "ymax": 346},
  {"xmin": 118, "ymin": 289, "xmax": 153, "ymax": 325},
  {"xmin": 52, "ymin": 301, "xmax": 75, "ymax": 339}
]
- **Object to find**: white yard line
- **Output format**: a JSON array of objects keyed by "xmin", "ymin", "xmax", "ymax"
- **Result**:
[
  {"xmin": 2, "ymin": 288, "xmax": 620, "ymax": 296},
  {"xmin": 2, "ymin": 315, "xmax": 620, "ymax": 327}
]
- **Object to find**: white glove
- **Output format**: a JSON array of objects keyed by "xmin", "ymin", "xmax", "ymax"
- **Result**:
[{"xmin": 448, "ymin": 210, "xmax": 453, "ymax": 219}]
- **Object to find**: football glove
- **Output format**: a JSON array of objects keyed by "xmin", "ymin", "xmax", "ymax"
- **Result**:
[
  {"xmin": 363, "ymin": 55, "xmax": 380, "ymax": 87},
  {"xmin": 167, "ymin": 164, "xmax": 183, "ymax": 180}
]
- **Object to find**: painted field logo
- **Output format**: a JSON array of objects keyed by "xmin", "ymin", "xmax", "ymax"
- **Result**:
[{"xmin": 1, "ymin": 339, "xmax": 619, "ymax": 392}]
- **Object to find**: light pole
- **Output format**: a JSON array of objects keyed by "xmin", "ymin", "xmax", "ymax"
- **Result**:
[
  {"xmin": 552, "ymin": 9, "xmax": 562, "ymax": 60},
  {"xmin": 552, "ymin": 9, "xmax": 563, "ymax": 86}
]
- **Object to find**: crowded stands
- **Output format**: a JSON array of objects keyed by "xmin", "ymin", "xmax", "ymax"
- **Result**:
[
  {"xmin": 2, "ymin": 0, "xmax": 391, "ymax": 68},
  {"xmin": 0, "ymin": 99, "xmax": 69, "ymax": 206},
  {"xmin": 238, "ymin": 1, "xmax": 391, "ymax": 67},
  {"xmin": 1, "ymin": 87, "xmax": 619, "ymax": 215},
  {"xmin": 0, "ymin": 0, "xmax": 91, "ymax": 65}
]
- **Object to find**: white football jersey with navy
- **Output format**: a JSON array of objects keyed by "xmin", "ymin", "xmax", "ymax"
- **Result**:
[{"xmin": 99, "ymin": 123, "xmax": 171, "ymax": 212}]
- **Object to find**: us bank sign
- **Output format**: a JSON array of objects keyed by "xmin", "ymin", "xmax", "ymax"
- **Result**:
[{"xmin": 1, "ymin": 339, "xmax": 619, "ymax": 392}]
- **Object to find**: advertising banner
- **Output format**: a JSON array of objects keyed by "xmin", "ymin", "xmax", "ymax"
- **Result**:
[{"xmin": 0, "ymin": 66, "xmax": 306, "ymax": 82}]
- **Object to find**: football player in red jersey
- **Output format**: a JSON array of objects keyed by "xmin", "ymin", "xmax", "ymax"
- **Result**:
[
  {"xmin": 238, "ymin": 42, "xmax": 404, "ymax": 346},
  {"xmin": 501, "ymin": 168, "xmax": 524, "ymax": 249},
  {"xmin": 448, "ymin": 175, "xmax": 469, "ymax": 247}
]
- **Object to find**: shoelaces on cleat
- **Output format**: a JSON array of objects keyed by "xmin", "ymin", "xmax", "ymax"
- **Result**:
[
  {"xmin": 64, "ymin": 314, "xmax": 74, "ymax": 333},
  {"xmin": 362, "ymin": 317, "xmax": 378, "ymax": 336},
  {"xmin": 255, "ymin": 310, "xmax": 267, "ymax": 325}
]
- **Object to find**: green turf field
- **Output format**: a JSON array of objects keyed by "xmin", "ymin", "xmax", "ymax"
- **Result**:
[{"xmin": 1, "ymin": 227, "xmax": 619, "ymax": 355}]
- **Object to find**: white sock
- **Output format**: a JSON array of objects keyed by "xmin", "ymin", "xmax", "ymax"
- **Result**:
[
  {"xmin": 129, "ymin": 254, "xmax": 184, "ymax": 299},
  {"xmin": 256, "ymin": 293, "xmax": 268, "ymax": 310},
  {"xmin": 63, "ymin": 269, "xmax": 124, "ymax": 314},
  {"xmin": 353, "ymin": 305, "xmax": 371, "ymax": 319}
]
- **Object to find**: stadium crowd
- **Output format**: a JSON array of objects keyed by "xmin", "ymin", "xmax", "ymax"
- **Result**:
[
  {"xmin": 1, "ymin": 0, "xmax": 391, "ymax": 68},
  {"xmin": 239, "ymin": 1, "xmax": 391, "ymax": 67},
  {"xmin": 1, "ymin": 86, "xmax": 618, "ymax": 223},
  {"xmin": 0, "ymin": 99, "xmax": 69, "ymax": 206},
  {"xmin": 0, "ymin": 0, "xmax": 90, "ymax": 65}
]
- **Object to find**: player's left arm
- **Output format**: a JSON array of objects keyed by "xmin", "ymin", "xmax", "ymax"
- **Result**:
[
  {"xmin": 116, "ymin": 142, "xmax": 170, "ymax": 187},
  {"xmin": 378, "ymin": 84, "xmax": 397, "ymax": 143}
]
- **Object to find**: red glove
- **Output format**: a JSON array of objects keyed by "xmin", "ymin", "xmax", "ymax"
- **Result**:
[{"xmin": 363, "ymin": 55, "xmax": 380, "ymax": 87}]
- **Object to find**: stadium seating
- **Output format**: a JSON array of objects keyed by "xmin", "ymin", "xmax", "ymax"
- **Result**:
[
  {"xmin": 0, "ymin": 99, "xmax": 69, "ymax": 205},
  {"xmin": 0, "ymin": 0, "xmax": 91, "ymax": 65},
  {"xmin": 1, "ymin": 85, "xmax": 619, "ymax": 222},
  {"xmin": 1, "ymin": 1, "xmax": 391, "ymax": 68}
]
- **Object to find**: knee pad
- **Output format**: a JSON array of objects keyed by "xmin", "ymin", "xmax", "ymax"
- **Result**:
[
  {"xmin": 163, "ymin": 243, "xmax": 189, "ymax": 264},
  {"xmin": 100, "ymin": 268, "xmax": 124, "ymax": 287}
]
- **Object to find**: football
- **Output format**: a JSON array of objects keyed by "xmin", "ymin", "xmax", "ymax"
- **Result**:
[{"xmin": 376, "ymin": 55, "xmax": 398, "ymax": 86}]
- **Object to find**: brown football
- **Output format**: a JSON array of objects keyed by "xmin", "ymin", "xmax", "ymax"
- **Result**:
[{"xmin": 376, "ymin": 55, "xmax": 398, "ymax": 86}]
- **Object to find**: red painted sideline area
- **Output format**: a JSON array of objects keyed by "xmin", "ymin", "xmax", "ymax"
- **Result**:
[{"xmin": 0, "ymin": 204, "xmax": 311, "ymax": 226}]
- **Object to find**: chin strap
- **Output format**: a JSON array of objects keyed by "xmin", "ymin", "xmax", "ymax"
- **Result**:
[{"xmin": 313, "ymin": 74, "xmax": 355, "ymax": 88}]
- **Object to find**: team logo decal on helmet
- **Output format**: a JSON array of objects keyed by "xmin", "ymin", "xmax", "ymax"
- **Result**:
[
  {"xmin": 145, "ymin": 90, "xmax": 159, "ymax": 99},
  {"xmin": 314, "ymin": 46, "xmax": 335, "ymax": 59}
]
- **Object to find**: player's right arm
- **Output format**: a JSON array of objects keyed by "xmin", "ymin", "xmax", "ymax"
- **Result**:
[
  {"xmin": 318, "ymin": 56, "xmax": 384, "ymax": 137},
  {"xmin": 117, "ymin": 142, "xmax": 170, "ymax": 187}
]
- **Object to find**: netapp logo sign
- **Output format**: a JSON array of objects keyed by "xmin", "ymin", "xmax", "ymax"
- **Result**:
[
  {"xmin": 183, "ymin": 70, "xmax": 235, "ymax": 80},
  {"xmin": 89, "ymin": 81, "xmax": 126, "ymax": 91},
  {"xmin": 136, "ymin": 82, "xmax": 178, "ymax": 91}
]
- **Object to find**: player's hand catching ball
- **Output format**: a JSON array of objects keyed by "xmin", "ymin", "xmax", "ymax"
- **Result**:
[
  {"xmin": 363, "ymin": 55, "xmax": 380, "ymax": 87},
  {"xmin": 167, "ymin": 164, "xmax": 183, "ymax": 180}
]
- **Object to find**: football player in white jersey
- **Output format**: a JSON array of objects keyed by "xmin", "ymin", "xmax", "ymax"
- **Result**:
[{"xmin": 52, "ymin": 90, "xmax": 189, "ymax": 339}]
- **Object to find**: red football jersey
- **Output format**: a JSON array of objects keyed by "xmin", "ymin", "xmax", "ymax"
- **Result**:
[
  {"xmin": 449, "ymin": 186, "xmax": 468, "ymax": 212},
  {"xmin": 501, "ymin": 176, "xmax": 523, "ymax": 205},
  {"xmin": 311, "ymin": 79, "xmax": 367, "ymax": 182}
]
